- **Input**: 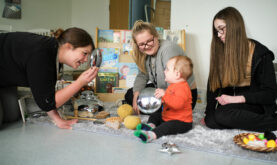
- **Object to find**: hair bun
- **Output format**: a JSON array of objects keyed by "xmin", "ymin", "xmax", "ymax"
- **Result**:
[{"xmin": 52, "ymin": 28, "xmax": 64, "ymax": 39}]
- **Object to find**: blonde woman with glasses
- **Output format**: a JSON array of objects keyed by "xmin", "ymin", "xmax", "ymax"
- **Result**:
[{"xmin": 124, "ymin": 20, "xmax": 197, "ymax": 114}]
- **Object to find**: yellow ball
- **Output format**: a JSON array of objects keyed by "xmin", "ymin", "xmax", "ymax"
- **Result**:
[
  {"xmin": 124, "ymin": 115, "xmax": 141, "ymax": 130},
  {"xmin": 117, "ymin": 104, "xmax": 133, "ymax": 120},
  {"xmin": 267, "ymin": 140, "xmax": 276, "ymax": 148}
]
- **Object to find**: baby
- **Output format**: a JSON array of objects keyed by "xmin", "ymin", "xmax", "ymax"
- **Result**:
[{"xmin": 134, "ymin": 55, "xmax": 193, "ymax": 143}]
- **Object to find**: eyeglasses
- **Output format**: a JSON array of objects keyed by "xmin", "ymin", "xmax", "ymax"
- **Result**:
[
  {"xmin": 137, "ymin": 36, "xmax": 155, "ymax": 50},
  {"xmin": 215, "ymin": 26, "xmax": 226, "ymax": 35}
]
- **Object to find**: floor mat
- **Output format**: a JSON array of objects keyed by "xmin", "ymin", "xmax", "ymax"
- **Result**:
[{"xmin": 27, "ymin": 103, "xmax": 277, "ymax": 163}]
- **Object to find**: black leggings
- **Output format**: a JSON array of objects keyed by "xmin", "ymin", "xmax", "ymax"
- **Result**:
[
  {"xmin": 125, "ymin": 84, "xmax": 198, "ymax": 110},
  {"xmin": 0, "ymin": 87, "xmax": 21, "ymax": 128},
  {"xmin": 204, "ymin": 103, "xmax": 277, "ymax": 132},
  {"xmin": 147, "ymin": 112, "xmax": 192, "ymax": 138}
]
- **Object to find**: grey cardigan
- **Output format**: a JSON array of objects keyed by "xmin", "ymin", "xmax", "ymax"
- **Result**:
[{"xmin": 133, "ymin": 39, "xmax": 195, "ymax": 92}]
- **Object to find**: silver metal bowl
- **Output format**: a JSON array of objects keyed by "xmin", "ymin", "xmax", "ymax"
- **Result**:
[
  {"xmin": 137, "ymin": 87, "xmax": 162, "ymax": 114},
  {"xmin": 90, "ymin": 48, "xmax": 102, "ymax": 67}
]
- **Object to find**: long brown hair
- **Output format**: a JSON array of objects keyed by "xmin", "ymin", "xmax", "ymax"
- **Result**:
[
  {"xmin": 131, "ymin": 20, "xmax": 159, "ymax": 73},
  {"xmin": 53, "ymin": 27, "xmax": 95, "ymax": 50},
  {"xmin": 209, "ymin": 7, "xmax": 252, "ymax": 91}
]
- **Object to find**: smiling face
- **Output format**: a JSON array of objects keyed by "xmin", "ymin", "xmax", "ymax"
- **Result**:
[
  {"xmin": 214, "ymin": 19, "xmax": 226, "ymax": 43},
  {"xmin": 134, "ymin": 30, "xmax": 159, "ymax": 56},
  {"xmin": 59, "ymin": 43, "xmax": 92, "ymax": 69}
]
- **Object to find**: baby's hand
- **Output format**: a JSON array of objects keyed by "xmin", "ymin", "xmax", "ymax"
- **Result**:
[{"xmin": 155, "ymin": 88, "xmax": 165, "ymax": 99}]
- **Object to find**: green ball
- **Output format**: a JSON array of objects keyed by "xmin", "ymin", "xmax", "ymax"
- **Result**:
[{"xmin": 258, "ymin": 134, "xmax": 265, "ymax": 140}]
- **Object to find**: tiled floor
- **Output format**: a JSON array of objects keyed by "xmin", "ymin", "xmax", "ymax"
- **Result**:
[{"xmin": 0, "ymin": 121, "xmax": 276, "ymax": 165}]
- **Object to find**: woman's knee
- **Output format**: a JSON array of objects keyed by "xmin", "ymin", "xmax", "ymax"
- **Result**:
[
  {"xmin": 204, "ymin": 114, "xmax": 221, "ymax": 129},
  {"xmin": 214, "ymin": 108, "xmax": 233, "ymax": 127},
  {"xmin": 204, "ymin": 110, "xmax": 228, "ymax": 129}
]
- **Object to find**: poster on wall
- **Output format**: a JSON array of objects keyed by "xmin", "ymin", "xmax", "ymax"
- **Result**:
[{"xmin": 2, "ymin": 0, "xmax": 21, "ymax": 19}]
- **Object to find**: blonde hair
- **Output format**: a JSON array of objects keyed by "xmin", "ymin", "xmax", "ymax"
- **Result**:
[
  {"xmin": 171, "ymin": 56, "xmax": 193, "ymax": 80},
  {"xmin": 209, "ymin": 7, "xmax": 253, "ymax": 92},
  {"xmin": 131, "ymin": 20, "xmax": 159, "ymax": 73}
]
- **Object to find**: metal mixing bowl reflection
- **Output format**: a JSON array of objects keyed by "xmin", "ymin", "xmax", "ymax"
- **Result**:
[
  {"xmin": 90, "ymin": 48, "xmax": 102, "ymax": 67},
  {"xmin": 137, "ymin": 87, "xmax": 162, "ymax": 114}
]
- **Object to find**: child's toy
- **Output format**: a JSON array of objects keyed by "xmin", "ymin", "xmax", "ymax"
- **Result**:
[
  {"xmin": 65, "ymin": 90, "xmax": 106, "ymax": 121},
  {"xmin": 124, "ymin": 115, "xmax": 141, "ymax": 130},
  {"xmin": 78, "ymin": 111, "xmax": 94, "ymax": 118},
  {"xmin": 267, "ymin": 140, "xmax": 276, "ymax": 148},
  {"xmin": 137, "ymin": 87, "xmax": 162, "ymax": 114},
  {"xmin": 243, "ymin": 137, "xmax": 249, "ymax": 144},
  {"xmin": 74, "ymin": 90, "xmax": 104, "ymax": 113},
  {"xmin": 258, "ymin": 134, "xmax": 265, "ymax": 140},
  {"xmin": 159, "ymin": 142, "xmax": 181, "ymax": 155},
  {"xmin": 90, "ymin": 48, "xmax": 102, "ymax": 67},
  {"xmin": 105, "ymin": 117, "xmax": 122, "ymax": 129},
  {"xmin": 248, "ymin": 134, "xmax": 255, "ymax": 141},
  {"xmin": 95, "ymin": 111, "xmax": 110, "ymax": 119},
  {"xmin": 117, "ymin": 104, "xmax": 133, "ymax": 120},
  {"xmin": 247, "ymin": 140, "xmax": 266, "ymax": 147},
  {"xmin": 234, "ymin": 133, "xmax": 277, "ymax": 152}
]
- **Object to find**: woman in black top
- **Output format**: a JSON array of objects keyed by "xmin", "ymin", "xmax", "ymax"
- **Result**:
[
  {"xmin": 0, "ymin": 27, "xmax": 98, "ymax": 129},
  {"xmin": 204, "ymin": 7, "xmax": 277, "ymax": 131}
]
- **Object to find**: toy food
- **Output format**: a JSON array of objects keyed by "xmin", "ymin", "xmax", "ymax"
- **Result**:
[
  {"xmin": 258, "ymin": 134, "xmax": 265, "ymax": 140},
  {"xmin": 247, "ymin": 140, "xmax": 266, "ymax": 147},
  {"xmin": 95, "ymin": 111, "xmax": 110, "ymax": 119},
  {"xmin": 243, "ymin": 137, "xmax": 249, "ymax": 144},
  {"xmin": 267, "ymin": 140, "xmax": 276, "ymax": 148},
  {"xmin": 124, "ymin": 115, "xmax": 141, "ymax": 130},
  {"xmin": 105, "ymin": 117, "xmax": 122, "ymax": 130},
  {"xmin": 248, "ymin": 134, "xmax": 255, "ymax": 141},
  {"xmin": 117, "ymin": 104, "xmax": 133, "ymax": 120},
  {"xmin": 78, "ymin": 111, "xmax": 94, "ymax": 118},
  {"xmin": 234, "ymin": 133, "xmax": 277, "ymax": 152}
]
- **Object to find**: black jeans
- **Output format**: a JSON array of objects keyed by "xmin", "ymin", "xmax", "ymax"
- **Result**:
[
  {"xmin": 125, "ymin": 84, "xmax": 198, "ymax": 110},
  {"xmin": 204, "ymin": 103, "xmax": 277, "ymax": 132},
  {"xmin": 148, "ymin": 112, "xmax": 192, "ymax": 138},
  {"xmin": 0, "ymin": 87, "xmax": 21, "ymax": 128}
]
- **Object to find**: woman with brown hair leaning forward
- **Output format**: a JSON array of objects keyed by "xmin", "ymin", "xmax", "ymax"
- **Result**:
[{"xmin": 0, "ymin": 28, "xmax": 99, "ymax": 129}]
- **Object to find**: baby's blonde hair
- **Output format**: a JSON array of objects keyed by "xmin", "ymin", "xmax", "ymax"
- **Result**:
[{"xmin": 171, "ymin": 56, "xmax": 193, "ymax": 80}]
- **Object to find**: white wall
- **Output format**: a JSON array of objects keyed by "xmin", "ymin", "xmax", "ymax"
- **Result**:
[
  {"xmin": 171, "ymin": 0, "xmax": 277, "ymax": 90},
  {"xmin": 0, "ymin": 0, "xmax": 109, "ymax": 41},
  {"xmin": 71, "ymin": 0, "xmax": 109, "ymax": 41},
  {"xmin": 0, "ymin": 0, "xmax": 71, "ymax": 32}
]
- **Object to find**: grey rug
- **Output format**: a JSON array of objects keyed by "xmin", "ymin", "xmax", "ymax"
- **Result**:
[{"xmin": 26, "ymin": 102, "xmax": 277, "ymax": 163}]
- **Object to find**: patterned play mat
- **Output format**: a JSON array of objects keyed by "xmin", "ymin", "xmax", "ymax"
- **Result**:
[{"xmin": 26, "ymin": 102, "xmax": 277, "ymax": 163}]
